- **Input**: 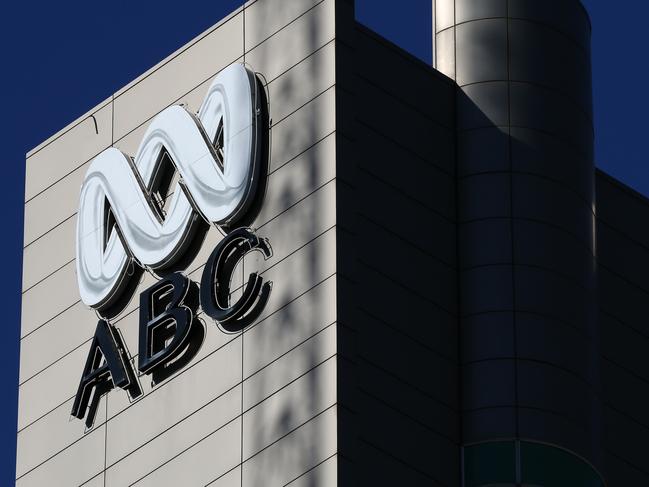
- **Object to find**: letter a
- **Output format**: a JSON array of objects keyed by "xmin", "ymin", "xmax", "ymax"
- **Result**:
[{"xmin": 71, "ymin": 320, "xmax": 141, "ymax": 428}]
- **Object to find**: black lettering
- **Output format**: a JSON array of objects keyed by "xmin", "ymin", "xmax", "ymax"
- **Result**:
[
  {"xmin": 71, "ymin": 320, "xmax": 141, "ymax": 428},
  {"xmin": 138, "ymin": 272, "xmax": 203, "ymax": 384},
  {"xmin": 200, "ymin": 228, "xmax": 272, "ymax": 332}
]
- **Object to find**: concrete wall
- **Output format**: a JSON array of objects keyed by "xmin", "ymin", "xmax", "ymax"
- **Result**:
[{"xmin": 18, "ymin": 1, "xmax": 339, "ymax": 485}]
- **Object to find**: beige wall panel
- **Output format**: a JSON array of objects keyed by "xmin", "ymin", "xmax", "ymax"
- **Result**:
[
  {"xmin": 80, "ymin": 473, "xmax": 104, "ymax": 487},
  {"xmin": 269, "ymin": 87, "xmax": 335, "ymax": 173},
  {"xmin": 21, "ymin": 261, "xmax": 78, "ymax": 337},
  {"xmin": 246, "ymin": 1, "xmax": 334, "ymax": 86},
  {"xmin": 285, "ymin": 454, "xmax": 337, "ymax": 486},
  {"xmin": 256, "ymin": 140, "xmax": 335, "ymax": 228},
  {"xmin": 104, "ymin": 336, "xmax": 241, "ymax": 464},
  {"xmin": 244, "ymin": 323, "xmax": 336, "ymax": 409},
  {"xmin": 105, "ymin": 386, "xmax": 240, "ymax": 486},
  {"xmin": 248, "ymin": 227, "xmax": 336, "ymax": 327},
  {"xmin": 19, "ymin": 301, "xmax": 95, "ymax": 384},
  {"xmin": 113, "ymin": 15, "xmax": 243, "ymax": 140},
  {"xmin": 242, "ymin": 405, "xmax": 337, "ymax": 487},
  {"xmin": 205, "ymin": 465, "xmax": 240, "ymax": 487},
  {"xmin": 114, "ymin": 79, "xmax": 335, "ymax": 190},
  {"xmin": 244, "ymin": 0, "xmax": 325, "ymax": 52},
  {"xmin": 243, "ymin": 276, "xmax": 336, "ymax": 380},
  {"xmin": 22, "ymin": 216, "xmax": 75, "ymax": 291},
  {"xmin": 130, "ymin": 417, "xmax": 241, "ymax": 487},
  {"xmin": 17, "ymin": 339, "xmax": 94, "ymax": 430},
  {"xmin": 243, "ymin": 356, "xmax": 336, "ymax": 459},
  {"xmin": 262, "ymin": 40, "xmax": 335, "ymax": 125},
  {"xmin": 19, "ymin": 286, "xmax": 143, "ymax": 416},
  {"xmin": 16, "ymin": 396, "xmax": 106, "ymax": 479},
  {"xmin": 23, "ymin": 167, "xmax": 83, "ymax": 246},
  {"xmin": 247, "ymin": 181, "xmax": 336, "ymax": 277},
  {"xmin": 25, "ymin": 101, "xmax": 112, "ymax": 202},
  {"xmin": 16, "ymin": 424, "xmax": 105, "ymax": 487},
  {"xmin": 21, "ymin": 254, "xmax": 155, "ymax": 339}
]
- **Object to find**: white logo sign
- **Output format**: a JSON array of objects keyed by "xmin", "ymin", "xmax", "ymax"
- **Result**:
[{"xmin": 76, "ymin": 63, "xmax": 264, "ymax": 314}]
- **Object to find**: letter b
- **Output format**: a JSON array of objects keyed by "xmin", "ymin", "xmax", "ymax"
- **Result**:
[{"xmin": 138, "ymin": 272, "xmax": 203, "ymax": 383}]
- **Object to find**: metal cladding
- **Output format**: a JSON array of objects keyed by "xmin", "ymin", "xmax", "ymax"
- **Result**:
[{"xmin": 435, "ymin": 0, "xmax": 601, "ymax": 473}]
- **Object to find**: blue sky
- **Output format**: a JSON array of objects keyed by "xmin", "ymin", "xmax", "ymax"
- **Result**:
[{"xmin": 1, "ymin": 0, "xmax": 646, "ymax": 483}]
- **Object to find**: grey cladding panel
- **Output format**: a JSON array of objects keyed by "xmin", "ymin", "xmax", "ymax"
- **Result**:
[
  {"xmin": 513, "ymin": 218, "xmax": 596, "ymax": 288},
  {"xmin": 512, "ymin": 173, "xmax": 595, "ymax": 251},
  {"xmin": 353, "ymin": 123, "xmax": 455, "ymax": 219},
  {"xmin": 514, "ymin": 265, "xmax": 594, "ymax": 336},
  {"xmin": 516, "ymin": 360, "xmax": 597, "ymax": 431},
  {"xmin": 350, "ymin": 92, "xmax": 455, "ymax": 174},
  {"xmin": 516, "ymin": 312, "xmax": 596, "ymax": 385},
  {"xmin": 459, "ymin": 173, "xmax": 512, "ymax": 221},
  {"xmin": 461, "ymin": 265, "xmax": 514, "ymax": 315},
  {"xmin": 509, "ymin": 19, "xmax": 592, "ymax": 116},
  {"xmin": 602, "ymin": 360, "xmax": 649, "ymax": 432},
  {"xmin": 510, "ymin": 126, "xmax": 594, "ymax": 203},
  {"xmin": 357, "ymin": 315, "xmax": 458, "ymax": 409},
  {"xmin": 598, "ymin": 220, "xmax": 649, "ymax": 294},
  {"xmin": 336, "ymin": 21, "xmax": 459, "ymax": 487},
  {"xmin": 462, "ymin": 407, "xmax": 517, "ymax": 444},
  {"xmin": 462, "ymin": 312, "xmax": 515, "ymax": 362},
  {"xmin": 509, "ymin": 82, "xmax": 593, "ymax": 160},
  {"xmin": 462, "ymin": 359, "xmax": 516, "ymax": 410},
  {"xmin": 600, "ymin": 313, "xmax": 649, "ymax": 384},
  {"xmin": 517, "ymin": 407, "xmax": 600, "ymax": 470},
  {"xmin": 509, "ymin": 0, "xmax": 591, "ymax": 52},
  {"xmin": 457, "ymin": 82, "xmax": 509, "ymax": 130},
  {"xmin": 604, "ymin": 406, "xmax": 649, "ymax": 473},
  {"xmin": 605, "ymin": 454, "xmax": 649, "ymax": 486},
  {"xmin": 458, "ymin": 127, "xmax": 510, "ymax": 177},
  {"xmin": 459, "ymin": 219, "xmax": 513, "ymax": 269},
  {"xmin": 599, "ymin": 266, "xmax": 649, "ymax": 337},
  {"xmin": 596, "ymin": 171, "xmax": 649, "ymax": 249},
  {"xmin": 356, "ymin": 393, "xmax": 459, "ymax": 486},
  {"xmin": 354, "ymin": 27, "xmax": 455, "ymax": 130},
  {"xmin": 455, "ymin": 0, "xmax": 507, "ymax": 24},
  {"xmin": 355, "ymin": 355, "xmax": 459, "ymax": 441},
  {"xmin": 455, "ymin": 19, "xmax": 508, "ymax": 86}
]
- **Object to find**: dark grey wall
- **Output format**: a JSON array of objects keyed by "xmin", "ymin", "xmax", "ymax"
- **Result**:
[
  {"xmin": 335, "ymin": 1, "xmax": 649, "ymax": 486},
  {"xmin": 335, "ymin": 3, "xmax": 459, "ymax": 484},
  {"xmin": 596, "ymin": 170, "xmax": 649, "ymax": 486}
]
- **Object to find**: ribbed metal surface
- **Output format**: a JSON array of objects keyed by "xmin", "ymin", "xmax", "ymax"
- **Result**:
[{"xmin": 435, "ymin": 0, "xmax": 603, "ymax": 475}]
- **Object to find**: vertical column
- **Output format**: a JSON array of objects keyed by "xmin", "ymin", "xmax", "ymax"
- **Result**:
[{"xmin": 435, "ymin": 0, "xmax": 603, "ymax": 484}]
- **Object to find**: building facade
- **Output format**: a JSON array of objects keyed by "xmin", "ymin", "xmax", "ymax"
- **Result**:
[{"xmin": 17, "ymin": 0, "xmax": 649, "ymax": 485}]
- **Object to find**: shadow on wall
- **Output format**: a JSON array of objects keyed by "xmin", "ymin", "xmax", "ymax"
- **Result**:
[{"xmin": 244, "ymin": 1, "xmax": 326, "ymax": 486}]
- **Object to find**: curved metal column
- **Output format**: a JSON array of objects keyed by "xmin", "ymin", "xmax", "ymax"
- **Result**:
[{"xmin": 435, "ymin": 0, "xmax": 603, "ymax": 479}]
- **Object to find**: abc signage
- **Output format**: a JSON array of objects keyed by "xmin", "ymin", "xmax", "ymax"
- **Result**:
[{"xmin": 72, "ymin": 64, "xmax": 272, "ymax": 427}]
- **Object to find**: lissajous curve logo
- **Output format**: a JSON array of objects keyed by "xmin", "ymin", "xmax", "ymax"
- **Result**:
[{"xmin": 72, "ymin": 63, "xmax": 273, "ymax": 428}]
